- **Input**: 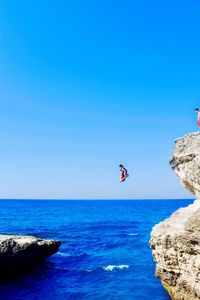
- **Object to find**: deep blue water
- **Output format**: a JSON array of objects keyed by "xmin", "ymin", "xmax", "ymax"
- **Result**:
[{"xmin": 0, "ymin": 199, "xmax": 193, "ymax": 300}]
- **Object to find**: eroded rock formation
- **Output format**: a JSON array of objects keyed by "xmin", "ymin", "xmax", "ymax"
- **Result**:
[
  {"xmin": 170, "ymin": 132, "xmax": 200, "ymax": 197},
  {"xmin": 0, "ymin": 234, "xmax": 61, "ymax": 281},
  {"xmin": 150, "ymin": 132, "xmax": 200, "ymax": 300}
]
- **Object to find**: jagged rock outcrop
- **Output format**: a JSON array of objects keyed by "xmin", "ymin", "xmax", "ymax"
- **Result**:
[
  {"xmin": 0, "ymin": 234, "xmax": 61, "ymax": 281},
  {"xmin": 150, "ymin": 200, "xmax": 200, "ymax": 300},
  {"xmin": 150, "ymin": 132, "xmax": 200, "ymax": 300},
  {"xmin": 170, "ymin": 132, "xmax": 200, "ymax": 197}
]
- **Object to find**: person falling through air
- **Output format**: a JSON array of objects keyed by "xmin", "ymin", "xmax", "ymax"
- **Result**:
[
  {"xmin": 119, "ymin": 164, "xmax": 129, "ymax": 182},
  {"xmin": 195, "ymin": 108, "xmax": 200, "ymax": 130}
]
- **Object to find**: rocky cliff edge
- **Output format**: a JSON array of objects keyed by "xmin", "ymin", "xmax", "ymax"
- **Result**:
[{"xmin": 150, "ymin": 132, "xmax": 200, "ymax": 300}]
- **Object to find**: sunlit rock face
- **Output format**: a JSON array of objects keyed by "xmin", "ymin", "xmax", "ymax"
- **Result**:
[
  {"xmin": 170, "ymin": 132, "xmax": 200, "ymax": 197},
  {"xmin": 150, "ymin": 132, "xmax": 200, "ymax": 300}
]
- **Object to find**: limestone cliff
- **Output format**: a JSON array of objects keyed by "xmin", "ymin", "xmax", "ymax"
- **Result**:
[
  {"xmin": 170, "ymin": 132, "xmax": 200, "ymax": 197},
  {"xmin": 150, "ymin": 132, "xmax": 200, "ymax": 300}
]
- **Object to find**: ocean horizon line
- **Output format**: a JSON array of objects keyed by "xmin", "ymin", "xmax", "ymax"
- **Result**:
[{"xmin": 0, "ymin": 198, "xmax": 195, "ymax": 201}]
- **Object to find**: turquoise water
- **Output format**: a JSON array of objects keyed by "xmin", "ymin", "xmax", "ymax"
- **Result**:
[{"xmin": 0, "ymin": 199, "xmax": 193, "ymax": 300}]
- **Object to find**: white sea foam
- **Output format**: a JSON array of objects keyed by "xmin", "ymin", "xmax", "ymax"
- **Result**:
[
  {"xmin": 56, "ymin": 252, "xmax": 71, "ymax": 257},
  {"xmin": 103, "ymin": 265, "xmax": 129, "ymax": 271},
  {"xmin": 82, "ymin": 269, "xmax": 93, "ymax": 273},
  {"xmin": 127, "ymin": 233, "xmax": 138, "ymax": 236}
]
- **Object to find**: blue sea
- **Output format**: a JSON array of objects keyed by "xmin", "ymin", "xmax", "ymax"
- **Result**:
[{"xmin": 0, "ymin": 199, "xmax": 193, "ymax": 300}]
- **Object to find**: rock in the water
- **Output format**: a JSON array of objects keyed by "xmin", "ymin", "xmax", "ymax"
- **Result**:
[
  {"xmin": 150, "ymin": 132, "xmax": 200, "ymax": 300},
  {"xmin": 0, "ymin": 234, "xmax": 61, "ymax": 281}
]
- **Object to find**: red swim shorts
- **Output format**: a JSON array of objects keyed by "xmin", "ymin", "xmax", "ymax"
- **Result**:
[{"xmin": 198, "ymin": 120, "xmax": 200, "ymax": 127}]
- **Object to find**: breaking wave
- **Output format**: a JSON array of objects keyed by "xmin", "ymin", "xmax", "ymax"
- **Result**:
[{"xmin": 103, "ymin": 265, "xmax": 129, "ymax": 271}]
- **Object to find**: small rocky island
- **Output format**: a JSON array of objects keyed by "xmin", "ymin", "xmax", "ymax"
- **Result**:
[
  {"xmin": 0, "ymin": 234, "xmax": 61, "ymax": 281},
  {"xmin": 150, "ymin": 132, "xmax": 200, "ymax": 300}
]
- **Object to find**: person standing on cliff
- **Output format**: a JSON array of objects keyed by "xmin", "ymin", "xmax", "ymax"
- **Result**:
[
  {"xmin": 119, "ymin": 164, "xmax": 129, "ymax": 182},
  {"xmin": 195, "ymin": 108, "xmax": 200, "ymax": 130}
]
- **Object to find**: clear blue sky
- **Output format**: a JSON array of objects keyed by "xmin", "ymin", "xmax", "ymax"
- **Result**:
[{"xmin": 0, "ymin": 0, "xmax": 199, "ymax": 199}]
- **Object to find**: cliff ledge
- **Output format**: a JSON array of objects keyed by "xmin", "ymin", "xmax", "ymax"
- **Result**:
[{"xmin": 150, "ymin": 132, "xmax": 200, "ymax": 300}]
